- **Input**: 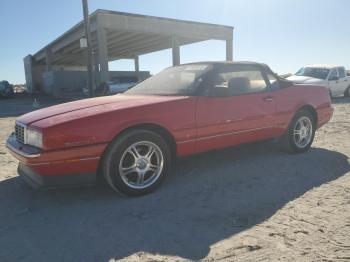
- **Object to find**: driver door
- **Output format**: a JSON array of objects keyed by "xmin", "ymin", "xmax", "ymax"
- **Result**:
[
  {"xmin": 195, "ymin": 65, "xmax": 277, "ymax": 153},
  {"xmin": 328, "ymin": 68, "xmax": 343, "ymax": 96},
  {"xmin": 337, "ymin": 67, "xmax": 349, "ymax": 94}
]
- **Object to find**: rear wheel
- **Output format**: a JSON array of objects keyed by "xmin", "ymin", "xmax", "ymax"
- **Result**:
[
  {"xmin": 279, "ymin": 110, "xmax": 316, "ymax": 153},
  {"xmin": 344, "ymin": 86, "xmax": 350, "ymax": 97},
  {"xmin": 103, "ymin": 129, "xmax": 171, "ymax": 196}
]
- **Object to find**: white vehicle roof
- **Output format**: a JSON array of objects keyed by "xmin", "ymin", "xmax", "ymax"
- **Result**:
[{"xmin": 304, "ymin": 64, "xmax": 344, "ymax": 69}]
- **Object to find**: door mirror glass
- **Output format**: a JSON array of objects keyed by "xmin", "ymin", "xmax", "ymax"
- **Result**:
[{"xmin": 279, "ymin": 79, "xmax": 293, "ymax": 89}]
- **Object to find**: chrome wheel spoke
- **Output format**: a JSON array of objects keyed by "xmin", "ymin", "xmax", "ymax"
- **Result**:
[
  {"xmin": 305, "ymin": 128, "xmax": 310, "ymax": 137},
  {"xmin": 136, "ymin": 172, "xmax": 145, "ymax": 185},
  {"xmin": 122, "ymin": 166, "xmax": 136, "ymax": 176},
  {"xmin": 294, "ymin": 130, "xmax": 302, "ymax": 135},
  {"xmin": 145, "ymin": 146, "xmax": 156, "ymax": 160},
  {"xmin": 149, "ymin": 164, "xmax": 158, "ymax": 172},
  {"xmin": 296, "ymin": 134, "xmax": 302, "ymax": 143},
  {"xmin": 128, "ymin": 146, "xmax": 140, "ymax": 160}
]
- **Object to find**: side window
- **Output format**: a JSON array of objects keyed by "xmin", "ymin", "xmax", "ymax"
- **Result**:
[
  {"xmin": 266, "ymin": 73, "xmax": 280, "ymax": 90},
  {"xmin": 338, "ymin": 67, "xmax": 346, "ymax": 78},
  {"xmin": 328, "ymin": 69, "xmax": 338, "ymax": 80},
  {"xmin": 209, "ymin": 66, "xmax": 268, "ymax": 96}
]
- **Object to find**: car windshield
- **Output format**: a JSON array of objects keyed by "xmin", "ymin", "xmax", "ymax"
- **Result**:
[
  {"xmin": 295, "ymin": 67, "xmax": 329, "ymax": 80},
  {"xmin": 125, "ymin": 64, "xmax": 212, "ymax": 96}
]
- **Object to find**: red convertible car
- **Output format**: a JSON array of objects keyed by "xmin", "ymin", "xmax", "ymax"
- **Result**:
[{"xmin": 6, "ymin": 62, "xmax": 333, "ymax": 196}]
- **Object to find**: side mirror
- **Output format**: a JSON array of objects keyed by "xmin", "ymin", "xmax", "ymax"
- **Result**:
[
  {"xmin": 279, "ymin": 79, "xmax": 293, "ymax": 89},
  {"xmin": 329, "ymin": 76, "xmax": 339, "ymax": 81}
]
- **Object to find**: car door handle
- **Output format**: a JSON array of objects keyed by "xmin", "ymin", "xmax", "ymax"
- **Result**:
[{"xmin": 263, "ymin": 96, "xmax": 274, "ymax": 102}]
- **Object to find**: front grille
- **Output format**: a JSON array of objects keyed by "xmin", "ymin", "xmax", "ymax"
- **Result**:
[{"xmin": 15, "ymin": 123, "xmax": 26, "ymax": 144}]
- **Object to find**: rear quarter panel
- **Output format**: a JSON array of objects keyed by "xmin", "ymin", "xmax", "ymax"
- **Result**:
[{"xmin": 273, "ymin": 84, "xmax": 332, "ymax": 134}]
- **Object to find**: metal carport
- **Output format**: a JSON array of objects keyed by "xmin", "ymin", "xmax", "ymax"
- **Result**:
[{"xmin": 24, "ymin": 9, "xmax": 234, "ymax": 94}]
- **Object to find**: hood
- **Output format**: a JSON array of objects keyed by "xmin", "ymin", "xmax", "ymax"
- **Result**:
[
  {"xmin": 17, "ymin": 94, "xmax": 188, "ymax": 126},
  {"xmin": 287, "ymin": 75, "xmax": 326, "ymax": 84}
]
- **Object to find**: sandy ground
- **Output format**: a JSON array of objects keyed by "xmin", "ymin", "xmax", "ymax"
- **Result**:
[{"xmin": 0, "ymin": 96, "xmax": 349, "ymax": 262}]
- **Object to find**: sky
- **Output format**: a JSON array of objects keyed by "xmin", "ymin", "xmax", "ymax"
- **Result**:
[{"xmin": 0, "ymin": 0, "xmax": 349, "ymax": 84}]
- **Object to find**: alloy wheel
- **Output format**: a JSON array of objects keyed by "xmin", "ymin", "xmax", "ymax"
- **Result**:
[
  {"xmin": 293, "ymin": 116, "xmax": 313, "ymax": 148},
  {"xmin": 118, "ymin": 141, "xmax": 164, "ymax": 189}
]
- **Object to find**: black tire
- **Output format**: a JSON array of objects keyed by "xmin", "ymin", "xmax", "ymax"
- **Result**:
[
  {"xmin": 278, "ymin": 110, "xmax": 316, "ymax": 153},
  {"xmin": 102, "ymin": 129, "xmax": 171, "ymax": 196},
  {"xmin": 345, "ymin": 86, "xmax": 350, "ymax": 97},
  {"xmin": 329, "ymin": 90, "xmax": 333, "ymax": 100}
]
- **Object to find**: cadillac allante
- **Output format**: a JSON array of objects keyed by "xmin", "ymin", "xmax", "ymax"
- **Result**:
[{"xmin": 6, "ymin": 62, "xmax": 333, "ymax": 196}]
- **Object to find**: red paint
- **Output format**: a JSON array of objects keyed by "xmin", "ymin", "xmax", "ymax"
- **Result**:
[{"xmin": 8, "ymin": 84, "xmax": 333, "ymax": 177}]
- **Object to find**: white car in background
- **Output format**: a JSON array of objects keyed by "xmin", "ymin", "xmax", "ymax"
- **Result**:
[
  {"xmin": 287, "ymin": 65, "xmax": 350, "ymax": 97},
  {"xmin": 83, "ymin": 76, "xmax": 139, "ymax": 96},
  {"xmin": 107, "ymin": 76, "xmax": 139, "ymax": 94}
]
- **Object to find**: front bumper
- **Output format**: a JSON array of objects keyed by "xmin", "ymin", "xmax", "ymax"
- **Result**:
[
  {"xmin": 17, "ymin": 163, "xmax": 96, "ymax": 189},
  {"xmin": 6, "ymin": 133, "xmax": 105, "ymax": 189},
  {"xmin": 6, "ymin": 133, "xmax": 41, "ymax": 157}
]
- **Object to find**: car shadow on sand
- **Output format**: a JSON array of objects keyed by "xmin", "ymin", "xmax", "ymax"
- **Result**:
[{"xmin": 0, "ymin": 142, "xmax": 349, "ymax": 261}]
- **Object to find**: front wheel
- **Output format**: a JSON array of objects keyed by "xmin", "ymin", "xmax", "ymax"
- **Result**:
[
  {"xmin": 279, "ymin": 110, "xmax": 316, "ymax": 153},
  {"xmin": 103, "ymin": 129, "xmax": 171, "ymax": 196}
]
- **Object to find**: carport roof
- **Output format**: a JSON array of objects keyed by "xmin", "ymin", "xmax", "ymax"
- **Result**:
[{"xmin": 33, "ymin": 9, "xmax": 234, "ymax": 66}]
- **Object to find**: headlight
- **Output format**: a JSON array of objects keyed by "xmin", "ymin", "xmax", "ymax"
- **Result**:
[{"xmin": 26, "ymin": 129, "xmax": 43, "ymax": 149}]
